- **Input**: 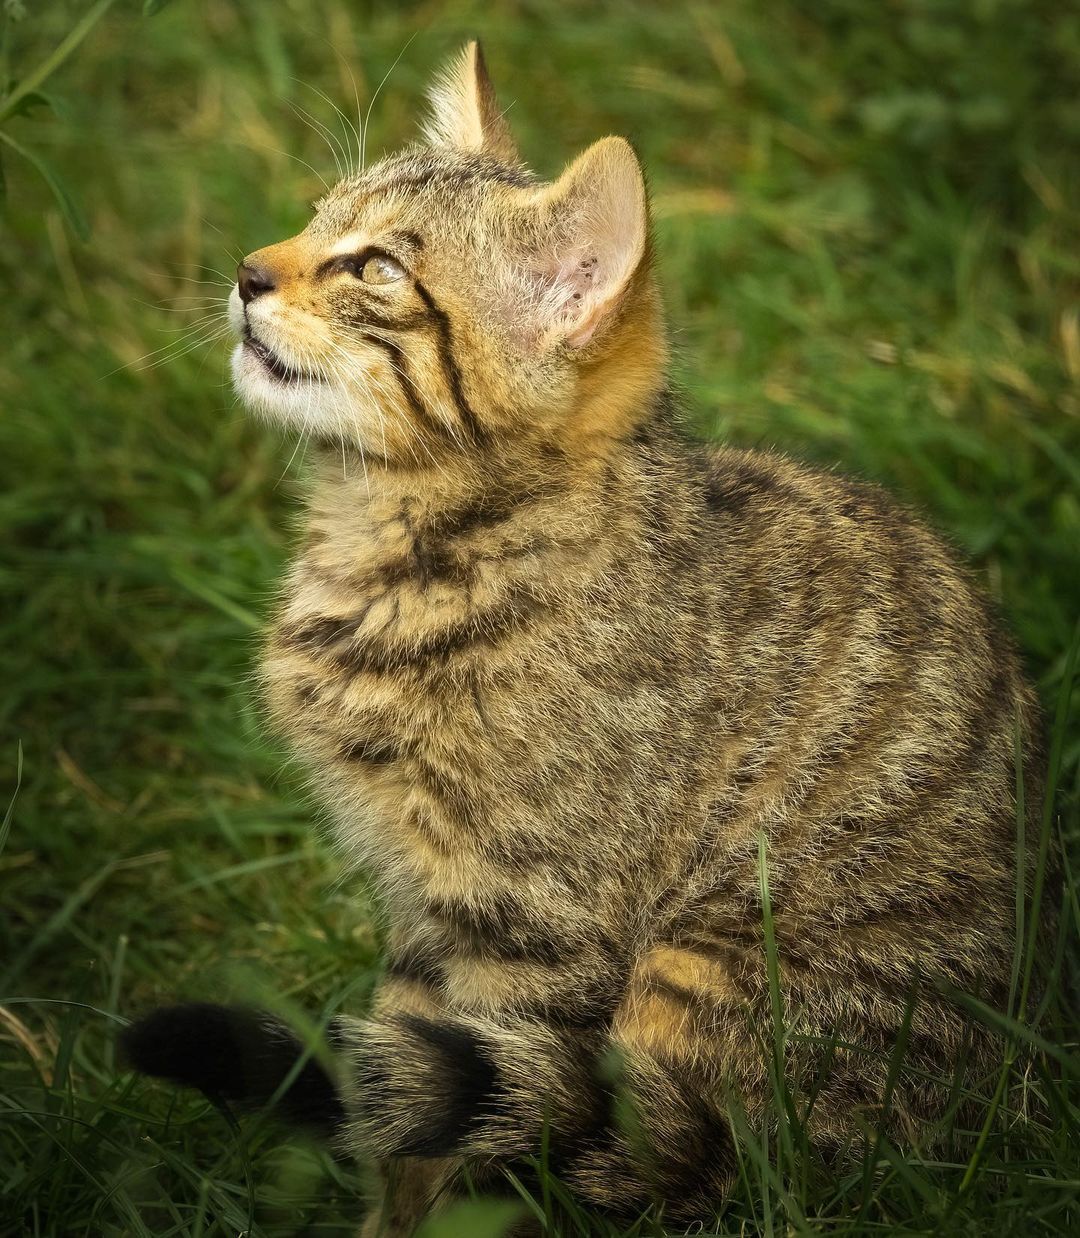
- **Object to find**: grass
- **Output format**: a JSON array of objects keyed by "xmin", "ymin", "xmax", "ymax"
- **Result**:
[{"xmin": 1, "ymin": 0, "xmax": 1078, "ymax": 1234}]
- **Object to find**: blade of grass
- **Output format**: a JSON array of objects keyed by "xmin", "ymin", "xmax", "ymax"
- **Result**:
[{"xmin": 0, "ymin": 0, "xmax": 120, "ymax": 124}]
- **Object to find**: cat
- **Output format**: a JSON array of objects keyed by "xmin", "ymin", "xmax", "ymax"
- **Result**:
[{"xmin": 122, "ymin": 42, "xmax": 1047, "ymax": 1235}]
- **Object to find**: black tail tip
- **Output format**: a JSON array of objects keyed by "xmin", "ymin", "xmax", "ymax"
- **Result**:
[
  {"xmin": 120, "ymin": 1002, "xmax": 345, "ymax": 1134},
  {"xmin": 119, "ymin": 1002, "xmax": 248, "ymax": 1096}
]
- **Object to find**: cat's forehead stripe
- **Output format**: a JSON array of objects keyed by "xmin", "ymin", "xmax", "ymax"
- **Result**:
[
  {"xmin": 326, "ymin": 231, "xmax": 426, "ymax": 257},
  {"xmin": 321, "ymin": 160, "xmax": 534, "ymax": 213},
  {"xmin": 330, "ymin": 233, "xmax": 373, "ymax": 256}
]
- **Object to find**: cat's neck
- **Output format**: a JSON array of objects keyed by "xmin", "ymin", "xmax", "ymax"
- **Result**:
[
  {"xmin": 301, "ymin": 435, "xmax": 577, "ymax": 545},
  {"xmin": 299, "ymin": 379, "xmax": 677, "ymax": 554},
  {"xmin": 298, "ymin": 271, "xmax": 671, "ymax": 540}
]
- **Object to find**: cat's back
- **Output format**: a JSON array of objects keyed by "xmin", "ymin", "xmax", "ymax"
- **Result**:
[
  {"xmin": 676, "ymin": 440, "xmax": 1043, "ymax": 985},
  {"xmin": 694, "ymin": 440, "xmax": 1029, "ymax": 722}
]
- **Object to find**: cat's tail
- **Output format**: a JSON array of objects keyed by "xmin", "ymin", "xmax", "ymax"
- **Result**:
[{"xmin": 119, "ymin": 1003, "xmax": 345, "ymax": 1135}]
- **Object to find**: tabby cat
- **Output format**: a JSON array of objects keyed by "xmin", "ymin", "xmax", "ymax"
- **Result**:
[{"xmin": 123, "ymin": 43, "xmax": 1046, "ymax": 1235}]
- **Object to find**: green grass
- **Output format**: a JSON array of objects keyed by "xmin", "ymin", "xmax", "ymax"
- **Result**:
[{"xmin": 1, "ymin": 1, "xmax": 1078, "ymax": 1234}]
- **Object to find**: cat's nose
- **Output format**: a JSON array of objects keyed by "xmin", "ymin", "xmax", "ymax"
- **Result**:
[{"xmin": 237, "ymin": 262, "xmax": 277, "ymax": 305}]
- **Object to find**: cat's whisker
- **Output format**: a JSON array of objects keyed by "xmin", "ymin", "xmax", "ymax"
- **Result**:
[
  {"xmin": 166, "ymin": 274, "xmax": 235, "ymax": 290},
  {"xmin": 287, "ymin": 98, "xmax": 346, "ymax": 181},
  {"xmin": 319, "ymin": 335, "xmax": 444, "ymax": 472},
  {"xmin": 274, "ymin": 360, "xmax": 318, "ymax": 487},
  {"xmin": 103, "ymin": 316, "xmax": 232, "ymax": 378},
  {"xmin": 171, "ymin": 262, "xmax": 238, "ymax": 286},
  {"xmin": 346, "ymin": 324, "xmax": 465, "ymax": 448},
  {"xmin": 244, "ymin": 140, "xmax": 332, "ymax": 194},
  {"xmin": 138, "ymin": 298, "xmax": 231, "ymax": 316},
  {"xmin": 294, "ymin": 78, "xmax": 361, "ymax": 176},
  {"xmin": 135, "ymin": 324, "xmax": 234, "ymax": 373},
  {"xmin": 319, "ymin": 349, "xmax": 379, "ymax": 488},
  {"xmin": 361, "ymin": 31, "xmax": 419, "ymax": 172},
  {"xmin": 342, "ymin": 51, "xmax": 366, "ymax": 183}
]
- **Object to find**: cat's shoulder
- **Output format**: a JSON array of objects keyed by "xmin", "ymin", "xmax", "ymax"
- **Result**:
[{"xmin": 697, "ymin": 441, "xmax": 909, "ymax": 530}]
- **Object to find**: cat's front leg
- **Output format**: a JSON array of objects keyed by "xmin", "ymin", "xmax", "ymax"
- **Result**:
[
  {"xmin": 358, "ymin": 1154, "xmax": 459, "ymax": 1238},
  {"xmin": 358, "ymin": 941, "xmax": 463, "ymax": 1237},
  {"xmin": 333, "ymin": 896, "xmax": 627, "ymax": 1209}
]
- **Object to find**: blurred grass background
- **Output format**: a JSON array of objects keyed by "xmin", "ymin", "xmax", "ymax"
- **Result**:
[{"xmin": 1, "ymin": 1, "xmax": 1078, "ymax": 1234}]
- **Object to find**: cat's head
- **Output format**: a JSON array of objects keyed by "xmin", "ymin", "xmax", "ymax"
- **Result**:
[{"xmin": 228, "ymin": 43, "xmax": 666, "ymax": 463}]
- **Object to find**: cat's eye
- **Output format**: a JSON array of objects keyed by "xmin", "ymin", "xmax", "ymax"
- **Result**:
[{"xmin": 358, "ymin": 254, "xmax": 405, "ymax": 286}]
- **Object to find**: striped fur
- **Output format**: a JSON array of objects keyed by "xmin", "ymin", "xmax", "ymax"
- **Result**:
[{"xmin": 130, "ymin": 43, "xmax": 1049, "ymax": 1234}]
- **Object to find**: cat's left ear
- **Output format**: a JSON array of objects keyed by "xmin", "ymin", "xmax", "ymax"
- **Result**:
[
  {"xmin": 528, "ymin": 136, "xmax": 649, "ymax": 350},
  {"xmin": 423, "ymin": 41, "xmax": 520, "ymax": 166}
]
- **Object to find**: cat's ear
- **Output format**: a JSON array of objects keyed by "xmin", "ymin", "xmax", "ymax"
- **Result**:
[
  {"xmin": 528, "ymin": 137, "xmax": 648, "ymax": 350},
  {"xmin": 423, "ymin": 41, "xmax": 520, "ymax": 165}
]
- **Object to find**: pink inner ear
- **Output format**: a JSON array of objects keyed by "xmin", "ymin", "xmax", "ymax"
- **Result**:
[
  {"xmin": 515, "ymin": 136, "xmax": 647, "ymax": 348},
  {"xmin": 546, "ymin": 254, "xmax": 604, "ymax": 327},
  {"xmin": 519, "ymin": 248, "xmax": 623, "ymax": 349}
]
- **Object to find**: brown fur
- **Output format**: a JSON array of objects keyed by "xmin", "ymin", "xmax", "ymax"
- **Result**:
[{"xmin": 228, "ymin": 44, "xmax": 1044, "ymax": 1233}]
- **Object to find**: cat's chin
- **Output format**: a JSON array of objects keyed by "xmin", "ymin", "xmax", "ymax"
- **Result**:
[
  {"xmin": 230, "ymin": 343, "xmax": 395, "ymax": 459},
  {"xmin": 231, "ymin": 341, "xmax": 340, "ymax": 431}
]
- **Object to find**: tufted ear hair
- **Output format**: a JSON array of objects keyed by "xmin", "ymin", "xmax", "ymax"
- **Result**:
[
  {"xmin": 525, "ymin": 136, "xmax": 648, "ymax": 349},
  {"xmin": 423, "ymin": 41, "xmax": 521, "ymax": 166}
]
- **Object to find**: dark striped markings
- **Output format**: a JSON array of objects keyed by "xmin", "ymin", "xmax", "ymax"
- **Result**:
[
  {"xmin": 282, "ymin": 587, "xmax": 545, "ymax": 676},
  {"xmin": 338, "ymin": 736, "xmax": 399, "ymax": 765},
  {"xmin": 356, "ymin": 1013, "xmax": 501, "ymax": 1156},
  {"xmin": 338, "ymin": 275, "xmax": 487, "ymax": 447},
  {"xmin": 386, "ymin": 944, "xmax": 445, "ymax": 991},
  {"xmin": 426, "ymin": 893, "xmax": 569, "ymax": 966}
]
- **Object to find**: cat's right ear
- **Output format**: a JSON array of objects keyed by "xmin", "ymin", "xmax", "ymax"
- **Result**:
[{"xmin": 423, "ymin": 41, "xmax": 521, "ymax": 166}]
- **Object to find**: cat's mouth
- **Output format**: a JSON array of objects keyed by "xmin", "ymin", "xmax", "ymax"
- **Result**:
[{"xmin": 243, "ymin": 330, "xmax": 322, "ymax": 385}]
